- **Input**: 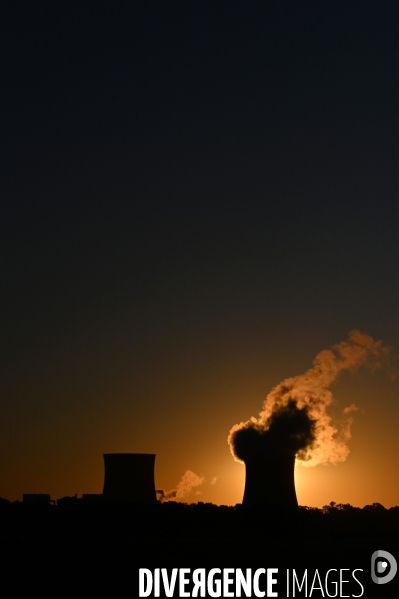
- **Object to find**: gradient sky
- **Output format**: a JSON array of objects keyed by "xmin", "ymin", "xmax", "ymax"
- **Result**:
[{"xmin": 0, "ymin": 1, "xmax": 398, "ymax": 507}]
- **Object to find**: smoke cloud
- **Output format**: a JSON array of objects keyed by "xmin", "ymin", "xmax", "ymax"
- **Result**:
[
  {"xmin": 157, "ymin": 470, "xmax": 205, "ymax": 502},
  {"xmin": 228, "ymin": 330, "xmax": 390, "ymax": 467}
]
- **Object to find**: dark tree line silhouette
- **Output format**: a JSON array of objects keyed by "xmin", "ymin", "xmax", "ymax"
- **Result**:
[
  {"xmin": 0, "ymin": 496, "xmax": 397, "ymax": 536},
  {"xmin": 1, "ymin": 497, "xmax": 397, "ymax": 596}
]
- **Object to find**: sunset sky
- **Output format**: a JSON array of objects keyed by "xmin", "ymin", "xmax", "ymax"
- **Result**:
[{"xmin": 0, "ymin": 1, "xmax": 397, "ymax": 508}]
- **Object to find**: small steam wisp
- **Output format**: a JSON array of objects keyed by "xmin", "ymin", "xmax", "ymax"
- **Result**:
[
  {"xmin": 228, "ymin": 330, "xmax": 390, "ymax": 467},
  {"xmin": 157, "ymin": 470, "xmax": 205, "ymax": 502}
]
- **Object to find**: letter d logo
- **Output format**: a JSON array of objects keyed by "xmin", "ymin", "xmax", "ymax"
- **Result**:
[{"xmin": 371, "ymin": 550, "xmax": 397, "ymax": 584}]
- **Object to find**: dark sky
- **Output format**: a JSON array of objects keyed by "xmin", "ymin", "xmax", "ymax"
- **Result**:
[{"xmin": 0, "ymin": 1, "xmax": 398, "ymax": 505}]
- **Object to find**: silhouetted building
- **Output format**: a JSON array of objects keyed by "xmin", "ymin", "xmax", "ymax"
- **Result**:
[
  {"xmin": 242, "ymin": 450, "xmax": 298, "ymax": 508},
  {"xmin": 23, "ymin": 494, "xmax": 55, "ymax": 505},
  {"xmin": 102, "ymin": 453, "xmax": 156, "ymax": 502}
]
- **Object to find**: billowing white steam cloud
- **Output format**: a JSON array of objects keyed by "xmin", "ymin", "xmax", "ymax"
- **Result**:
[
  {"xmin": 157, "ymin": 470, "xmax": 205, "ymax": 502},
  {"xmin": 228, "ymin": 330, "xmax": 390, "ymax": 467}
]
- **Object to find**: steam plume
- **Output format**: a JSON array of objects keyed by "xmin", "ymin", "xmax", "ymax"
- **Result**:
[
  {"xmin": 157, "ymin": 470, "xmax": 205, "ymax": 502},
  {"xmin": 228, "ymin": 330, "xmax": 390, "ymax": 467}
]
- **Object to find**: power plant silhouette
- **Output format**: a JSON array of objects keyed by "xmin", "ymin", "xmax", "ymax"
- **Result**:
[
  {"xmin": 102, "ymin": 453, "xmax": 157, "ymax": 502},
  {"xmin": 22, "ymin": 450, "xmax": 300, "ymax": 507},
  {"xmin": 229, "ymin": 400, "xmax": 316, "ymax": 508},
  {"xmin": 242, "ymin": 450, "xmax": 298, "ymax": 508},
  {"xmin": 101, "ymin": 451, "xmax": 298, "ymax": 507}
]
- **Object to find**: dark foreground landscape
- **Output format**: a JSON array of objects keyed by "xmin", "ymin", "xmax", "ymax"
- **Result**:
[{"xmin": 1, "ymin": 500, "xmax": 397, "ymax": 597}]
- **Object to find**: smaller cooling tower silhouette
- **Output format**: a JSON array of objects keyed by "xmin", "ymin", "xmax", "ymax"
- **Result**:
[
  {"xmin": 242, "ymin": 450, "xmax": 298, "ymax": 508},
  {"xmin": 102, "ymin": 453, "xmax": 156, "ymax": 502}
]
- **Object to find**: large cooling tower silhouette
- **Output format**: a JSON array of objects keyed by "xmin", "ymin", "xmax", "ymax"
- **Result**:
[
  {"xmin": 103, "ymin": 453, "xmax": 156, "ymax": 502},
  {"xmin": 242, "ymin": 450, "xmax": 298, "ymax": 508}
]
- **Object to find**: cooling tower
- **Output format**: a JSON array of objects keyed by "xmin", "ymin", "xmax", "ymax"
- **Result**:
[
  {"xmin": 242, "ymin": 450, "xmax": 298, "ymax": 508},
  {"xmin": 103, "ymin": 453, "xmax": 156, "ymax": 502}
]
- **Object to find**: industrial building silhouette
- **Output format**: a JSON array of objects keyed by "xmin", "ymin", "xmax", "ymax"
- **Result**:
[
  {"xmin": 21, "ymin": 450, "xmax": 299, "ymax": 508},
  {"xmin": 23, "ymin": 453, "xmax": 157, "ymax": 505},
  {"xmin": 242, "ymin": 450, "xmax": 298, "ymax": 508}
]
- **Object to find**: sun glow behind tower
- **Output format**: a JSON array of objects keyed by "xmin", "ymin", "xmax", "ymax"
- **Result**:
[{"xmin": 228, "ymin": 331, "xmax": 391, "ymax": 506}]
